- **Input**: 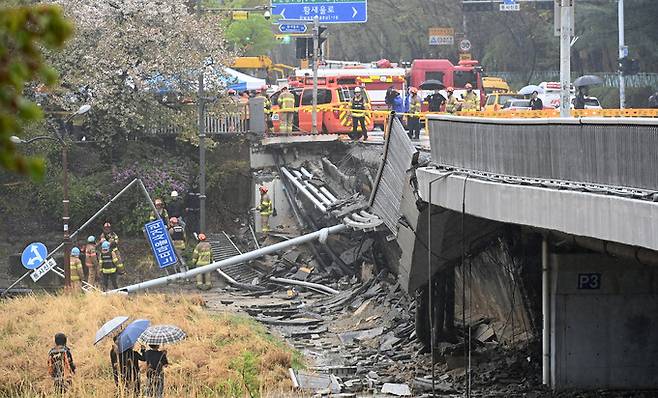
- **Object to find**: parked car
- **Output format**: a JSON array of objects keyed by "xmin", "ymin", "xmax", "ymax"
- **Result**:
[
  {"xmin": 501, "ymin": 99, "xmax": 532, "ymax": 111},
  {"xmin": 484, "ymin": 93, "xmax": 524, "ymax": 111}
]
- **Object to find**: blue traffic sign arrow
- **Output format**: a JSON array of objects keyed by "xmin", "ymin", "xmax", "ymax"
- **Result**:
[
  {"xmin": 503, "ymin": 0, "xmax": 516, "ymax": 4},
  {"xmin": 21, "ymin": 242, "xmax": 48, "ymax": 270},
  {"xmin": 272, "ymin": 1, "xmax": 367, "ymax": 24},
  {"xmin": 279, "ymin": 24, "xmax": 308, "ymax": 33}
]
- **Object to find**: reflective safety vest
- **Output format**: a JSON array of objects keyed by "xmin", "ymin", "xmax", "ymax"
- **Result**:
[
  {"xmin": 446, "ymin": 95, "xmax": 461, "ymax": 113},
  {"xmin": 170, "ymin": 225, "xmax": 186, "ymax": 250},
  {"xmin": 409, "ymin": 96, "xmax": 422, "ymax": 115},
  {"xmin": 85, "ymin": 244, "xmax": 97, "ymax": 268},
  {"xmin": 193, "ymin": 242, "xmax": 213, "ymax": 266},
  {"xmin": 100, "ymin": 251, "xmax": 118, "ymax": 274},
  {"xmin": 70, "ymin": 257, "xmax": 83, "ymax": 282},
  {"xmin": 462, "ymin": 91, "xmax": 480, "ymax": 111},
  {"xmin": 257, "ymin": 94, "xmax": 271, "ymax": 110},
  {"xmin": 278, "ymin": 92, "xmax": 295, "ymax": 110},
  {"xmin": 259, "ymin": 197, "xmax": 273, "ymax": 216},
  {"xmin": 350, "ymin": 96, "xmax": 366, "ymax": 118}
]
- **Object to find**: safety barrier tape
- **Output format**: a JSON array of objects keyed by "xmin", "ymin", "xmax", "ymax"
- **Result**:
[{"xmin": 265, "ymin": 104, "xmax": 658, "ymax": 119}]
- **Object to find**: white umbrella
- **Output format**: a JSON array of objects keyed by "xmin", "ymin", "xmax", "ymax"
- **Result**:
[
  {"xmin": 518, "ymin": 85, "xmax": 545, "ymax": 95},
  {"xmin": 94, "ymin": 316, "xmax": 129, "ymax": 345}
]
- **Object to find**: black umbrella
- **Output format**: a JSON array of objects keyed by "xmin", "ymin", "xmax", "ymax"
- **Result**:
[
  {"xmin": 573, "ymin": 75, "xmax": 603, "ymax": 87},
  {"xmin": 419, "ymin": 79, "xmax": 445, "ymax": 90}
]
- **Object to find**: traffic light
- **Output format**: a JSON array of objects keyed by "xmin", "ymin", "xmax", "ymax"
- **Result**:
[
  {"xmin": 296, "ymin": 38, "xmax": 311, "ymax": 59},
  {"xmin": 619, "ymin": 57, "xmax": 640, "ymax": 76},
  {"xmin": 462, "ymin": 0, "xmax": 494, "ymax": 12}
]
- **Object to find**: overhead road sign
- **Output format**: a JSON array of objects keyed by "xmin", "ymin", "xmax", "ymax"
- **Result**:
[
  {"xmin": 279, "ymin": 23, "xmax": 308, "ymax": 33},
  {"xmin": 271, "ymin": 0, "xmax": 367, "ymax": 24},
  {"xmin": 429, "ymin": 27, "xmax": 454, "ymax": 46},
  {"xmin": 21, "ymin": 242, "xmax": 48, "ymax": 270},
  {"xmin": 144, "ymin": 219, "xmax": 178, "ymax": 269}
]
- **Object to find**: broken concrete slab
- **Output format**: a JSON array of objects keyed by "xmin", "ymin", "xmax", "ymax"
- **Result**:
[
  {"xmin": 474, "ymin": 323, "xmax": 496, "ymax": 343},
  {"xmin": 290, "ymin": 369, "xmax": 341, "ymax": 394},
  {"xmin": 381, "ymin": 382, "xmax": 411, "ymax": 396},
  {"xmin": 339, "ymin": 327, "xmax": 384, "ymax": 345}
]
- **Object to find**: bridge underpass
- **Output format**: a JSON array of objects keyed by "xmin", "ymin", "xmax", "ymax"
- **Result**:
[{"xmin": 397, "ymin": 115, "xmax": 658, "ymax": 390}]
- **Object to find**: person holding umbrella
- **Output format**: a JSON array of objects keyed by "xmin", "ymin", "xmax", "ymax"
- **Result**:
[
  {"xmin": 139, "ymin": 324, "xmax": 187, "ymax": 398},
  {"xmin": 425, "ymin": 89, "xmax": 446, "ymax": 112},
  {"xmin": 110, "ymin": 319, "xmax": 150, "ymax": 396}
]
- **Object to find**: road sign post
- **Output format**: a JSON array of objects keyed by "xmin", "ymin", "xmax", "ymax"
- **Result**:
[
  {"xmin": 144, "ymin": 219, "xmax": 178, "ymax": 269},
  {"xmin": 312, "ymin": 16, "xmax": 319, "ymax": 134},
  {"xmin": 271, "ymin": 0, "xmax": 367, "ymax": 24}
]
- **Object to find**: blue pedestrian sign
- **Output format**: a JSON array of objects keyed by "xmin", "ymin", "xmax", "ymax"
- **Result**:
[
  {"xmin": 271, "ymin": 0, "xmax": 367, "ymax": 24},
  {"xmin": 279, "ymin": 23, "xmax": 308, "ymax": 33},
  {"xmin": 144, "ymin": 219, "xmax": 177, "ymax": 269},
  {"xmin": 21, "ymin": 242, "xmax": 48, "ymax": 270}
]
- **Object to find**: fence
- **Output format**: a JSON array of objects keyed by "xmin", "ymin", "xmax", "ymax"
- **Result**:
[{"xmin": 145, "ymin": 113, "xmax": 248, "ymax": 136}]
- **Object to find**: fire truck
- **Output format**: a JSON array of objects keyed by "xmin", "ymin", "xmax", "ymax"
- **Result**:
[
  {"xmin": 270, "ymin": 75, "xmax": 375, "ymax": 134},
  {"xmin": 294, "ymin": 67, "xmax": 406, "ymax": 129},
  {"xmin": 408, "ymin": 59, "xmax": 486, "ymax": 108}
]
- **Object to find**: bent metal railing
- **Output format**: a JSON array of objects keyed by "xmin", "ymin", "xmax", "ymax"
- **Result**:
[{"xmin": 427, "ymin": 115, "xmax": 658, "ymax": 191}]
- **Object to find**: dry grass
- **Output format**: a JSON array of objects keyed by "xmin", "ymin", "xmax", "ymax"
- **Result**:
[{"xmin": 0, "ymin": 292, "xmax": 301, "ymax": 397}]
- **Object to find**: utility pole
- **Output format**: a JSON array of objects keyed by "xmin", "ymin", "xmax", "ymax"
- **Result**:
[
  {"xmin": 198, "ymin": 72, "xmax": 206, "ymax": 236},
  {"xmin": 618, "ymin": 0, "xmax": 626, "ymax": 109},
  {"xmin": 62, "ymin": 139, "xmax": 70, "ymax": 288},
  {"xmin": 311, "ymin": 15, "xmax": 319, "ymax": 134},
  {"xmin": 559, "ymin": 0, "xmax": 573, "ymax": 118}
]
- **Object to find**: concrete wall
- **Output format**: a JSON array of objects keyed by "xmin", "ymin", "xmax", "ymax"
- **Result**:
[{"xmin": 550, "ymin": 253, "xmax": 658, "ymax": 389}]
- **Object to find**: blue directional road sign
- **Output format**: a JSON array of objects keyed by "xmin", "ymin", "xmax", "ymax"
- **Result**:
[
  {"xmin": 144, "ymin": 219, "xmax": 178, "ymax": 269},
  {"xmin": 271, "ymin": 0, "xmax": 367, "ymax": 24},
  {"xmin": 279, "ymin": 23, "xmax": 308, "ymax": 34},
  {"xmin": 21, "ymin": 242, "xmax": 48, "ymax": 270}
]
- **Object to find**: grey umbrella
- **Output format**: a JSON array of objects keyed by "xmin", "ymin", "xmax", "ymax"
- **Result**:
[
  {"xmin": 573, "ymin": 75, "xmax": 603, "ymax": 87},
  {"xmin": 94, "ymin": 316, "xmax": 129, "ymax": 345},
  {"xmin": 138, "ymin": 324, "xmax": 187, "ymax": 345}
]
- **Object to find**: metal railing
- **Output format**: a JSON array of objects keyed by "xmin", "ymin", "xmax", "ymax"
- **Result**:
[
  {"xmin": 427, "ymin": 115, "xmax": 658, "ymax": 191},
  {"xmin": 146, "ymin": 113, "xmax": 248, "ymax": 135}
]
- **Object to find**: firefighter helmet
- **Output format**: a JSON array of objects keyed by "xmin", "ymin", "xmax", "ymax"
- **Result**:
[
  {"xmin": 87, "ymin": 236, "xmax": 96, "ymax": 243},
  {"xmin": 101, "ymin": 241, "xmax": 111, "ymax": 251},
  {"xmin": 198, "ymin": 233, "xmax": 207, "ymax": 241},
  {"xmin": 170, "ymin": 217, "xmax": 178, "ymax": 225},
  {"xmin": 71, "ymin": 247, "xmax": 81, "ymax": 257},
  {"xmin": 259, "ymin": 186, "xmax": 268, "ymax": 194}
]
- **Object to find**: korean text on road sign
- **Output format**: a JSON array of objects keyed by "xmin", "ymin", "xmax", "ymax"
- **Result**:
[
  {"xmin": 30, "ymin": 258, "xmax": 57, "ymax": 282},
  {"xmin": 144, "ymin": 219, "xmax": 178, "ymax": 269},
  {"xmin": 271, "ymin": 0, "xmax": 367, "ymax": 24}
]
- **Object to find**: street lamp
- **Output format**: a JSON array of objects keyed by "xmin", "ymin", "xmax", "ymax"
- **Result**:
[{"xmin": 11, "ymin": 103, "xmax": 91, "ymax": 289}]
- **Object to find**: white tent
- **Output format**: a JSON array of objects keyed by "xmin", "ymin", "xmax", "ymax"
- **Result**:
[{"xmin": 223, "ymin": 67, "xmax": 266, "ymax": 91}]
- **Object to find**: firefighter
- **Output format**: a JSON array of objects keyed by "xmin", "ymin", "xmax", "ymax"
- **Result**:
[
  {"xmin": 257, "ymin": 186, "xmax": 273, "ymax": 233},
  {"xmin": 277, "ymin": 86, "xmax": 295, "ymax": 133},
  {"xmin": 461, "ymin": 83, "xmax": 480, "ymax": 111},
  {"xmin": 168, "ymin": 217, "xmax": 187, "ymax": 273},
  {"xmin": 445, "ymin": 87, "xmax": 462, "ymax": 114},
  {"xmin": 69, "ymin": 247, "xmax": 85, "ymax": 292},
  {"xmin": 99, "ymin": 241, "xmax": 120, "ymax": 291},
  {"xmin": 350, "ymin": 86, "xmax": 369, "ymax": 140},
  {"xmin": 149, "ymin": 198, "xmax": 169, "ymax": 226},
  {"xmin": 100, "ymin": 222, "xmax": 124, "ymax": 275},
  {"xmin": 407, "ymin": 87, "xmax": 422, "ymax": 140},
  {"xmin": 85, "ymin": 236, "xmax": 99, "ymax": 286},
  {"xmin": 192, "ymin": 233, "xmax": 213, "ymax": 290}
]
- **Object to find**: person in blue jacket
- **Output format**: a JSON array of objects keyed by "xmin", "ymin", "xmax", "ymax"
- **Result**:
[{"xmin": 391, "ymin": 90, "xmax": 405, "ymax": 125}]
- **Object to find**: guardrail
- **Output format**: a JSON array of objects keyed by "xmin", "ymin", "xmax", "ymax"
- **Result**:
[
  {"xmin": 455, "ymin": 108, "xmax": 658, "ymax": 118},
  {"xmin": 427, "ymin": 115, "xmax": 658, "ymax": 191}
]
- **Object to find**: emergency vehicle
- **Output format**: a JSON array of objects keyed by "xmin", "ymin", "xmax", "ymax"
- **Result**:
[
  {"xmin": 408, "ymin": 59, "xmax": 486, "ymax": 108},
  {"xmin": 294, "ymin": 67, "xmax": 406, "ymax": 129},
  {"xmin": 270, "ymin": 76, "xmax": 375, "ymax": 134}
]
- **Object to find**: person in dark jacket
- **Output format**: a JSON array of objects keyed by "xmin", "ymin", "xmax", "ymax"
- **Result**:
[
  {"xmin": 425, "ymin": 89, "xmax": 446, "ymax": 112},
  {"xmin": 529, "ymin": 91, "xmax": 544, "ymax": 110},
  {"xmin": 143, "ymin": 345, "xmax": 169, "ymax": 398},
  {"xmin": 48, "ymin": 333, "xmax": 76, "ymax": 394},
  {"xmin": 648, "ymin": 90, "xmax": 658, "ymax": 108},
  {"xmin": 110, "ymin": 336, "xmax": 144, "ymax": 396},
  {"xmin": 574, "ymin": 87, "xmax": 587, "ymax": 109},
  {"xmin": 168, "ymin": 190, "xmax": 185, "ymax": 229}
]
